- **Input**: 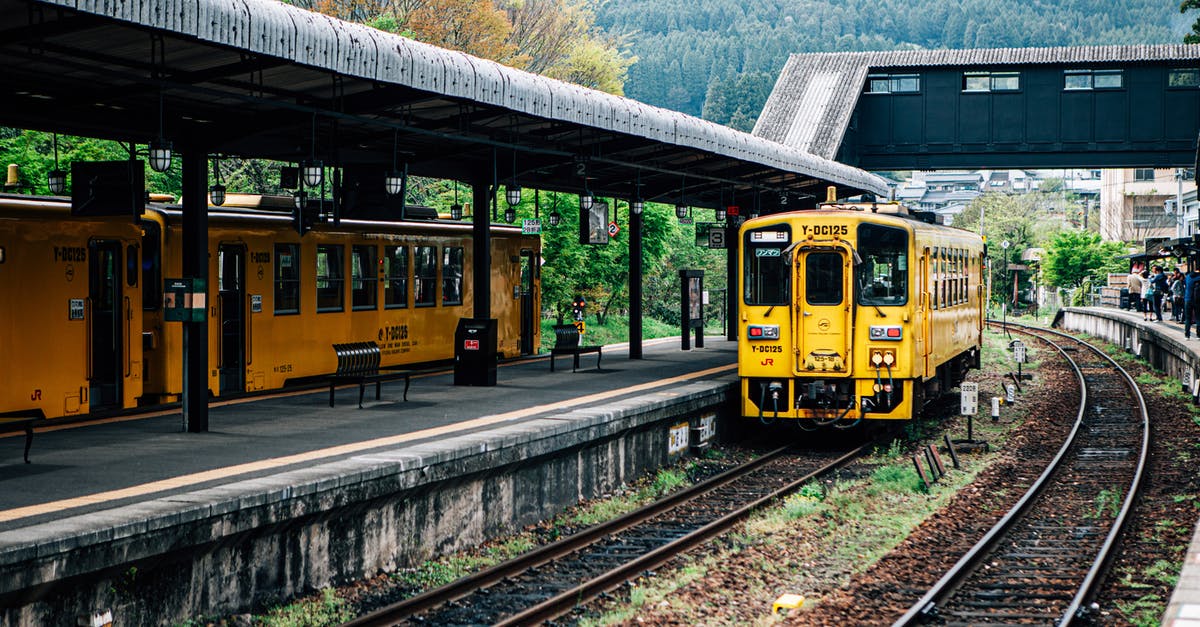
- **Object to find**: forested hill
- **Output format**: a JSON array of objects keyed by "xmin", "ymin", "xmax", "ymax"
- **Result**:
[{"xmin": 594, "ymin": 0, "xmax": 1188, "ymax": 131}]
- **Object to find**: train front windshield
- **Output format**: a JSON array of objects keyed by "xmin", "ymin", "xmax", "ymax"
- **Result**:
[
  {"xmin": 744, "ymin": 227, "xmax": 791, "ymax": 305},
  {"xmin": 856, "ymin": 223, "xmax": 908, "ymax": 306}
]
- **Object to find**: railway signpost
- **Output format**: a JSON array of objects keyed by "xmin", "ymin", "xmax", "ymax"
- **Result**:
[{"xmin": 957, "ymin": 381, "xmax": 989, "ymax": 450}]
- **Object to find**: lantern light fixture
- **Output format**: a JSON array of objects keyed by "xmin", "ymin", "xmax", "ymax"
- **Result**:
[
  {"xmin": 148, "ymin": 91, "xmax": 172, "ymax": 173},
  {"xmin": 506, "ymin": 185, "xmax": 522, "ymax": 207},
  {"xmin": 631, "ymin": 199, "xmax": 644, "ymax": 215},
  {"xmin": 580, "ymin": 193, "xmax": 594, "ymax": 211},
  {"xmin": 504, "ymin": 207, "xmax": 516, "ymax": 223},
  {"xmin": 47, "ymin": 133, "xmax": 66, "ymax": 195},
  {"xmin": 293, "ymin": 190, "xmax": 306, "ymax": 210},
  {"xmin": 716, "ymin": 206, "xmax": 727, "ymax": 222},
  {"xmin": 675, "ymin": 204, "xmax": 689, "ymax": 219},
  {"xmin": 302, "ymin": 160, "xmax": 324, "ymax": 188},
  {"xmin": 549, "ymin": 211, "xmax": 561, "ymax": 227},
  {"xmin": 209, "ymin": 157, "xmax": 226, "ymax": 206}
]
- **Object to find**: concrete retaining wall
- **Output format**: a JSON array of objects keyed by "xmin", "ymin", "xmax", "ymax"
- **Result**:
[
  {"xmin": 0, "ymin": 379, "xmax": 735, "ymax": 626},
  {"xmin": 1055, "ymin": 308, "xmax": 1195, "ymax": 388}
]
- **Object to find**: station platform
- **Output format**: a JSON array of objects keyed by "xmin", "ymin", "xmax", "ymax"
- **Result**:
[
  {"xmin": 1053, "ymin": 307, "xmax": 1200, "ymax": 626},
  {"xmin": 0, "ymin": 337, "xmax": 737, "ymax": 625}
]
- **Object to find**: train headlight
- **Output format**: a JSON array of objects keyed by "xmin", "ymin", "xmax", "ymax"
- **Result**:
[
  {"xmin": 869, "ymin": 325, "xmax": 903, "ymax": 341},
  {"xmin": 747, "ymin": 324, "xmax": 779, "ymax": 340}
]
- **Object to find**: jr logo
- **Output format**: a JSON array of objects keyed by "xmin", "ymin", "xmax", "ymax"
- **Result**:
[
  {"xmin": 760, "ymin": 358, "xmax": 774, "ymax": 366},
  {"xmin": 30, "ymin": 389, "xmax": 42, "ymax": 401}
]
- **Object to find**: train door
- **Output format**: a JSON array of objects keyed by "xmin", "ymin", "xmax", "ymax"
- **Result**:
[
  {"xmin": 919, "ymin": 248, "xmax": 932, "ymax": 376},
  {"xmin": 218, "ymin": 244, "xmax": 246, "ymax": 394},
  {"xmin": 88, "ymin": 240, "xmax": 123, "ymax": 410},
  {"xmin": 519, "ymin": 249, "xmax": 536, "ymax": 355},
  {"xmin": 795, "ymin": 248, "xmax": 852, "ymax": 374}
]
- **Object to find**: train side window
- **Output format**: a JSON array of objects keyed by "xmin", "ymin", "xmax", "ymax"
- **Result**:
[
  {"xmin": 414, "ymin": 245, "xmax": 437, "ymax": 307},
  {"xmin": 275, "ymin": 244, "xmax": 300, "ymax": 314},
  {"xmin": 141, "ymin": 221, "xmax": 162, "ymax": 310},
  {"xmin": 932, "ymin": 248, "xmax": 941, "ymax": 310},
  {"xmin": 351, "ymin": 245, "xmax": 378, "ymax": 311},
  {"xmin": 743, "ymin": 227, "xmax": 791, "ymax": 306},
  {"xmin": 125, "ymin": 245, "xmax": 138, "ymax": 287},
  {"xmin": 316, "ymin": 244, "xmax": 345, "ymax": 313},
  {"xmin": 856, "ymin": 223, "xmax": 908, "ymax": 306},
  {"xmin": 442, "ymin": 246, "xmax": 464, "ymax": 306},
  {"xmin": 383, "ymin": 245, "xmax": 408, "ymax": 309}
]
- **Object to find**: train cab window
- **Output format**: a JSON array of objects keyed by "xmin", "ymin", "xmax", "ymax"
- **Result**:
[
  {"xmin": 442, "ymin": 246, "xmax": 464, "ymax": 306},
  {"xmin": 316, "ymin": 244, "xmax": 345, "ymax": 312},
  {"xmin": 275, "ymin": 244, "xmax": 300, "ymax": 314},
  {"xmin": 805, "ymin": 253, "xmax": 843, "ymax": 305},
  {"xmin": 856, "ymin": 223, "xmax": 908, "ymax": 306},
  {"xmin": 743, "ymin": 227, "xmax": 791, "ymax": 306},
  {"xmin": 141, "ymin": 221, "xmax": 162, "ymax": 310},
  {"xmin": 351, "ymin": 245, "xmax": 378, "ymax": 311},
  {"xmin": 383, "ymin": 245, "xmax": 408, "ymax": 309},
  {"xmin": 414, "ymin": 245, "xmax": 438, "ymax": 307}
]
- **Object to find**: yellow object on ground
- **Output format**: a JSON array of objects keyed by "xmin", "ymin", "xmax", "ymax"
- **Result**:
[{"xmin": 772, "ymin": 593, "xmax": 805, "ymax": 613}]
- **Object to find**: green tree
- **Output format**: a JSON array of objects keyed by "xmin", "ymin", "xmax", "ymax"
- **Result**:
[
  {"xmin": 1183, "ymin": 0, "xmax": 1200, "ymax": 43},
  {"xmin": 1042, "ymin": 229, "xmax": 1128, "ymax": 289},
  {"xmin": 954, "ymin": 192, "xmax": 1062, "ymax": 305}
]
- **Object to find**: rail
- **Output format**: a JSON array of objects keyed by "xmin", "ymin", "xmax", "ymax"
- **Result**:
[
  {"xmin": 892, "ymin": 320, "xmax": 1149, "ymax": 626},
  {"xmin": 344, "ymin": 442, "xmax": 875, "ymax": 626}
]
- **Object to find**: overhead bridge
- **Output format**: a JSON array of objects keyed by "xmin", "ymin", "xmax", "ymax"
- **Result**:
[{"xmin": 755, "ymin": 45, "xmax": 1200, "ymax": 170}]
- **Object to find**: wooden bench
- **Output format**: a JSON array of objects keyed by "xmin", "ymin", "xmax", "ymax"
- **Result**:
[
  {"xmin": 550, "ymin": 324, "xmax": 602, "ymax": 372},
  {"xmin": 328, "ymin": 342, "xmax": 417, "ymax": 408}
]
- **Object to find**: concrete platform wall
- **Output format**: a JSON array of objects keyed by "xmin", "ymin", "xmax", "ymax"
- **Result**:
[
  {"xmin": 1056, "ymin": 308, "xmax": 1195, "ymax": 389},
  {"xmin": 0, "ymin": 380, "xmax": 735, "ymax": 626}
]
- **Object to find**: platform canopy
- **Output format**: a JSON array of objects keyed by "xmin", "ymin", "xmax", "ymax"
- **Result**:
[{"xmin": 0, "ymin": 0, "xmax": 888, "ymax": 208}]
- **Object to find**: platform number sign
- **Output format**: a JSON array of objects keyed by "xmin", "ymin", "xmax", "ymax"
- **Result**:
[
  {"xmin": 708, "ymin": 228, "xmax": 726, "ymax": 249},
  {"xmin": 1012, "ymin": 340, "xmax": 1027, "ymax": 364},
  {"xmin": 607, "ymin": 221, "xmax": 620, "ymax": 238},
  {"xmin": 668, "ymin": 422, "xmax": 689, "ymax": 455},
  {"xmin": 960, "ymin": 382, "xmax": 979, "ymax": 415}
]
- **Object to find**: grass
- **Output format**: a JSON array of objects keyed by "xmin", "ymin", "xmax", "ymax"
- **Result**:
[
  {"xmin": 539, "ymin": 315, "xmax": 723, "ymax": 352},
  {"xmin": 256, "ymin": 589, "xmax": 352, "ymax": 627}
]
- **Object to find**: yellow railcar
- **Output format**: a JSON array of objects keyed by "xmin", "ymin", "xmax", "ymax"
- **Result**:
[
  {"xmin": 1, "ymin": 194, "xmax": 540, "ymax": 420},
  {"xmin": 737, "ymin": 202, "xmax": 984, "ymax": 427}
]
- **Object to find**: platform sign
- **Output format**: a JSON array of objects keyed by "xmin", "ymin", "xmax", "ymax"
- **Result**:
[
  {"xmin": 522, "ymin": 219, "xmax": 541, "ymax": 235},
  {"xmin": 1185, "ymin": 366, "xmax": 1194, "ymax": 393},
  {"xmin": 573, "ymin": 320, "xmax": 586, "ymax": 335},
  {"xmin": 692, "ymin": 412, "xmax": 717, "ymax": 447},
  {"xmin": 708, "ymin": 228, "xmax": 726, "ymax": 249},
  {"xmin": 668, "ymin": 422, "xmax": 689, "ymax": 455},
  {"xmin": 607, "ymin": 221, "xmax": 620, "ymax": 237},
  {"xmin": 1012, "ymin": 340, "xmax": 1027, "ymax": 363},
  {"xmin": 960, "ymin": 382, "xmax": 979, "ymax": 415}
]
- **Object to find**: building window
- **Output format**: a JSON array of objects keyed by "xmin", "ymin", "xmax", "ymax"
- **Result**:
[
  {"xmin": 274, "ymin": 244, "xmax": 299, "ymax": 314},
  {"xmin": 316, "ymin": 244, "xmax": 344, "ymax": 312},
  {"xmin": 866, "ymin": 73, "xmax": 920, "ymax": 94},
  {"xmin": 351, "ymin": 245, "xmax": 377, "ymax": 311},
  {"xmin": 414, "ymin": 245, "xmax": 438, "ymax": 307},
  {"xmin": 1133, "ymin": 168, "xmax": 1155, "ymax": 182},
  {"xmin": 383, "ymin": 245, "xmax": 408, "ymax": 309},
  {"xmin": 1133, "ymin": 204, "xmax": 1175, "ymax": 228},
  {"xmin": 1170, "ymin": 68, "xmax": 1200, "ymax": 88},
  {"xmin": 442, "ymin": 246, "xmax": 464, "ymax": 306},
  {"xmin": 963, "ymin": 71, "xmax": 1019, "ymax": 92},
  {"xmin": 1065, "ymin": 69, "xmax": 1123, "ymax": 90}
]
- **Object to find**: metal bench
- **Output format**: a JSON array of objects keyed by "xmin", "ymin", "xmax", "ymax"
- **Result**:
[
  {"xmin": 328, "ymin": 341, "xmax": 415, "ymax": 408},
  {"xmin": 550, "ymin": 324, "xmax": 602, "ymax": 372}
]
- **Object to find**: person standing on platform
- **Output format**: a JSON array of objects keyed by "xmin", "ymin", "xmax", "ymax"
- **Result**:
[
  {"xmin": 1172, "ymin": 268, "xmax": 1187, "ymax": 322},
  {"xmin": 1140, "ymin": 270, "xmax": 1153, "ymax": 321},
  {"xmin": 1128, "ymin": 269, "xmax": 1144, "ymax": 315},
  {"xmin": 1151, "ymin": 265, "xmax": 1169, "ymax": 322},
  {"xmin": 1187, "ymin": 266, "xmax": 1200, "ymax": 338}
]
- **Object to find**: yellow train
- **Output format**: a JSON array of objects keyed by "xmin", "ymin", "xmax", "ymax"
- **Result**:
[
  {"xmin": 737, "ymin": 199, "xmax": 984, "ymax": 427},
  {"xmin": 0, "ymin": 193, "xmax": 540, "ymax": 420}
]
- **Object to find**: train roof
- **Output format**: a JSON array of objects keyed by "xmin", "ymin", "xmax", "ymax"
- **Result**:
[{"xmin": 745, "ymin": 203, "xmax": 983, "ymax": 240}]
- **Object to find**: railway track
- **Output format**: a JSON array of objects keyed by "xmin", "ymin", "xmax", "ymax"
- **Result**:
[
  {"xmin": 344, "ymin": 443, "xmax": 874, "ymax": 626},
  {"xmin": 893, "ymin": 321, "xmax": 1148, "ymax": 626}
]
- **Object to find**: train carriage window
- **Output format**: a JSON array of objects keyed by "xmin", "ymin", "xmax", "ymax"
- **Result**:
[
  {"xmin": 383, "ymin": 245, "xmax": 408, "ymax": 309},
  {"xmin": 316, "ymin": 244, "xmax": 345, "ymax": 312},
  {"xmin": 857, "ymin": 223, "xmax": 908, "ymax": 306},
  {"xmin": 442, "ymin": 246, "xmax": 463, "ymax": 306},
  {"xmin": 414, "ymin": 245, "xmax": 438, "ymax": 307},
  {"xmin": 805, "ymin": 253, "xmax": 843, "ymax": 305},
  {"xmin": 141, "ymin": 221, "xmax": 161, "ymax": 310},
  {"xmin": 743, "ymin": 227, "xmax": 791, "ymax": 306},
  {"xmin": 275, "ymin": 244, "xmax": 300, "ymax": 314},
  {"xmin": 932, "ymin": 248, "xmax": 940, "ymax": 310},
  {"xmin": 351, "ymin": 245, "xmax": 378, "ymax": 310}
]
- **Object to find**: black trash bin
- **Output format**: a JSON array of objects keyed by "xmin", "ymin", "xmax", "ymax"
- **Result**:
[
  {"xmin": 454, "ymin": 318, "xmax": 497, "ymax": 386},
  {"xmin": 1119, "ymin": 288, "xmax": 1130, "ymax": 310}
]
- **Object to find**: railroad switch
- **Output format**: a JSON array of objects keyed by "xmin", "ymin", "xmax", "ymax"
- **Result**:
[{"xmin": 772, "ymin": 593, "xmax": 805, "ymax": 614}]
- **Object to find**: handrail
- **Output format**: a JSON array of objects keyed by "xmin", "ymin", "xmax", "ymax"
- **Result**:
[{"xmin": 124, "ymin": 296, "xmax": 132, "ymax": 378}]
